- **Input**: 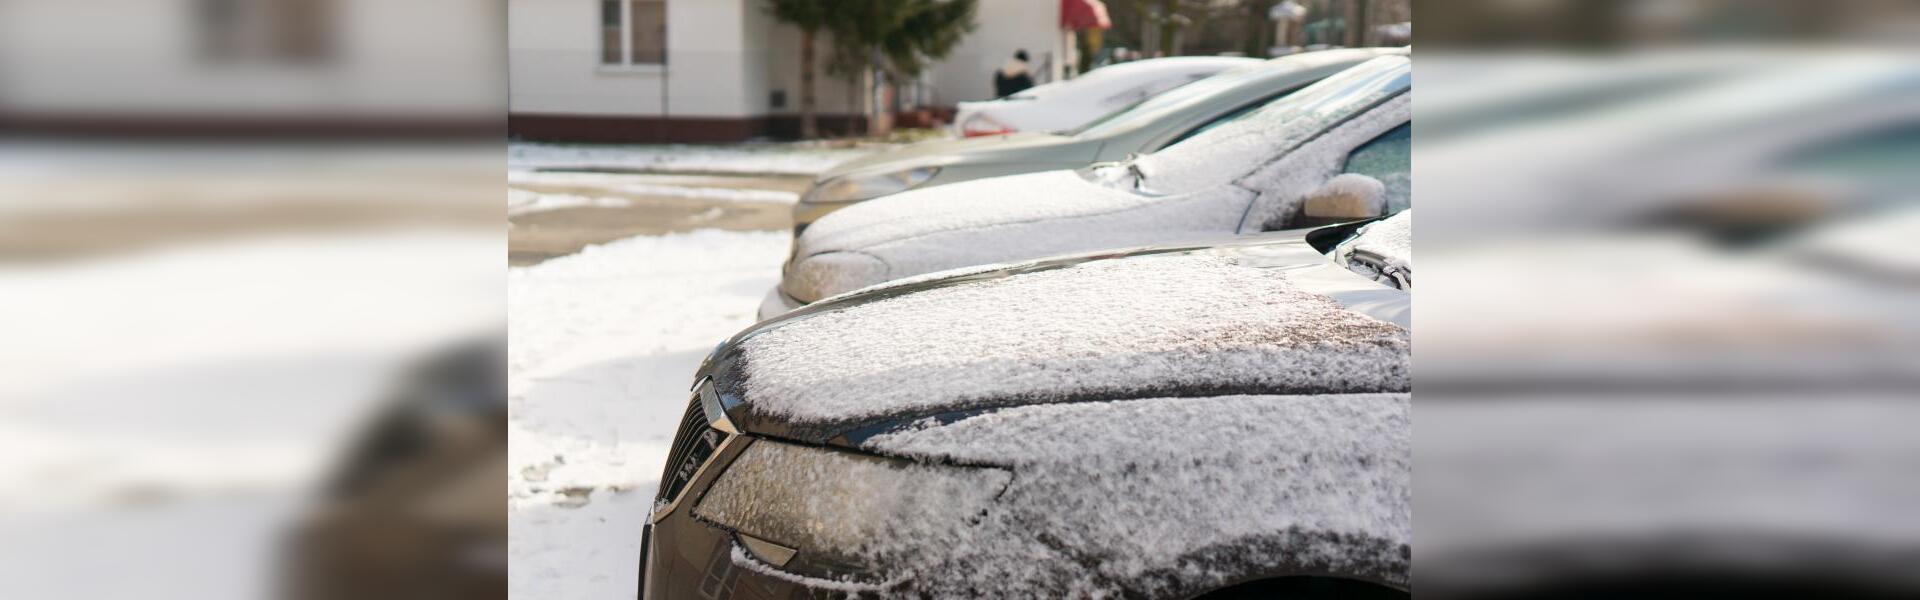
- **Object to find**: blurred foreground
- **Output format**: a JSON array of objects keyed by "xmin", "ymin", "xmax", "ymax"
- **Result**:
[
  {"xmin": 0, "ymin": 1, "xmax": 505, "ymax": 598},
  {"xmin": 0, "ymin": 141, "xmax": 504, "ymax": 600},
  {"xmin": 1416, "ymin": 1, "xmax": 1920, "ymax": 597}
]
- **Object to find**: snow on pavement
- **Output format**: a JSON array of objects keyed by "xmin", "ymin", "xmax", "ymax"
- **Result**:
[
  {"xmin": 508, "ymin": 229, "xmax": 788, "ymax": 599},
  {"xmin": 508, "ymin": 188, "xmax": 634, "ymax": 216},
  {"xmin": 0, "ymin": 229, "xmax": 501, "ymax": 600},
  {"xmin": 508, "ymin": 171, "xmax": 802, "ymax": 205},
  {"xmin": 509, "ymin": 141, "xmax": 879, "ymax": 176},
  {"xmin": 0, "ymin": 230, "xmax": 502, "ymax": 508}
]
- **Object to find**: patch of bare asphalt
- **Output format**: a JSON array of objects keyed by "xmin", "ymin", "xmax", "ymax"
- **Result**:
[{"xmin": 508, "ymin": 173, "xmax": 806, "ymax": 266}]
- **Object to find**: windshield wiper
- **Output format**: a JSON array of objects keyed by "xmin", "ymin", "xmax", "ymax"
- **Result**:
[
  {"xmin": 1347, "ymin": 248, "xmax": 1412, "ymax": 290},
  {"xmin": 1083, "ymin": 156, "xmax": 1148, "ymax": 192}
]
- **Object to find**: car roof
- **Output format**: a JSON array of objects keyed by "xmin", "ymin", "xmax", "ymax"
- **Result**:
[{"xmin": 1008, "ymin": 56, "xmax": 1261, "ymax": 100}]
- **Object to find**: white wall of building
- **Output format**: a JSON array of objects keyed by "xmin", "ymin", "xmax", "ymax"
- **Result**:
[
  {"xmin": 509, "ymin": 0, "xmax": 1067, "ymax": 121},
  {"xmin": 501, "ymin": 0, "xmax": 1074, "ymax": 137},
  {"xmin": 509, "ymin": 0, "xmax": 762, "ymax": 119},
  {"xmin": 0, "ymin": 0, "xmax": 501, "ymax": 119},
  {"xmin": 926, "ymin": 0, "xmax": 1065, "ymax": 106},
  {"xmin": 754, "ymin": 22, "xmax": 862, "ymax": 120},
  {"xmin": 0, "ymin": 0, "xmax": 1074, "ymax": 133}
]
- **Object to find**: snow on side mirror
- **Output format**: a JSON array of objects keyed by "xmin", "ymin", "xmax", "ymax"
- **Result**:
[{"xmin": 1302, "ymin": 174, "xmax": 1387, "ymax": 222}]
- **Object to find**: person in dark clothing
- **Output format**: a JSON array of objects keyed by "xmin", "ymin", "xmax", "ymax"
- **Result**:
[{"xmin": 993, "ymin": 49, "xmax": 1035, "ymax": 98}]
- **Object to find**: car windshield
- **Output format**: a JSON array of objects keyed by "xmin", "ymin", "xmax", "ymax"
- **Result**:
[
  {"xmin": 1066, "ymin": 61, "xmax": 1299, "ymax": 137},
  {"xmin": 1002, "ymin": 60, "xmax": 1194, "ymax": 101},
  {"xmin": 1131, "ymin": 56, "xmax": 1411, "ymax": 193}
]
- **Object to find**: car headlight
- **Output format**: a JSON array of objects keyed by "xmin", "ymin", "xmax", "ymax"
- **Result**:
[
  {"xmin": 807, "ymin": 167, "xmax": 940, "ymax": 204},
  {"xmin": 693, "ymin": 439, "xmax": 1010, "ymax": 581},
  {"xmin": 782, "ymin": 251, "xmax": 889, "ymax": 303}
]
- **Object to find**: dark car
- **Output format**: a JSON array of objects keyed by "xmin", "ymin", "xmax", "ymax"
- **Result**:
[
  {"xmin": 642, "ymin": 213, "xmax": 1412, "ymax": 598},
  {"xmin": 281, "ymin": 338, "xmax": 506, "ymax": 600}
]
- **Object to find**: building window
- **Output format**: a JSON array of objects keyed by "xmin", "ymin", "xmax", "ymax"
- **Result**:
[
  {"xmin": 602, "ymin": 0, "xmax": 666, "ymax": 66},
  {"xmin": 199, "ymin": 0, "xmax": 334, "ymax": 64}
]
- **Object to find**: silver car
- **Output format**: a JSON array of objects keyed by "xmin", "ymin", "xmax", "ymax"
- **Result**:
[
  {"xmin": 762, "ymin": 55, "xmax": 1413, "ymax": 319},
  {"xmin": 792, "ymin": 48, "xmax": 1408, "ymax": 233}
]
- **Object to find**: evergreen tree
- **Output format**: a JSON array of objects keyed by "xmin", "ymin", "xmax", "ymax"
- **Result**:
[
  {"xmin": 829, "ymin": 0, "xmax": 977, "ymax": 135},
  {"xmin": 765, "ymin": 0, "xmax": 839, "ymax": 138}
]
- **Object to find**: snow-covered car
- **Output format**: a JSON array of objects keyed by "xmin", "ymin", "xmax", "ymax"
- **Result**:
[
  {"xmin": 795, "ymin": 48, "xmax": 1406, "ymax": 233},
  {"xmin": 641, "ymin": 213, "xmax": 1413, "ymax": 599},
  {"xmin": 952, "ymin": 56, "xmax": 1258, "ymax": 138},
  {"xmin": 763, "ymin": 54, "xmax": 1412, "ymax": 318}
]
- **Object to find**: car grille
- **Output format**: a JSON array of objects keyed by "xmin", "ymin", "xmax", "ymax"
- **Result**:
[{"xmin": 658, "ymin": 395, "xmax": 726, "ymax": 504}]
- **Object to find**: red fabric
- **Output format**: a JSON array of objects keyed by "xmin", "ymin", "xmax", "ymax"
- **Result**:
[{"xmin": 1060, "ymin": 0, "xmax": 1111, "ymax": 30}]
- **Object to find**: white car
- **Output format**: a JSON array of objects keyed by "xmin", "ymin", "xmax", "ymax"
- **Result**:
[
  {"xmin": 952, "ymin": 56, "xmax": 1259, "ymax": 137},
  {"xmin": 764, "ymin": 55, "xmax": 1413, "ymax": 318}
]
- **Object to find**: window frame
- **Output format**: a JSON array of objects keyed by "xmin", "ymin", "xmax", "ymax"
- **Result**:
[{"xmin": 599, "ymin": 0, "xmax": 667, "ymax": 71}]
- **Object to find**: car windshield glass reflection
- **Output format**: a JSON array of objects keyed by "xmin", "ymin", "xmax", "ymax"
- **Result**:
[
  {"xmin": 1068, "ymin": 63, "xmax": 1284, "ymax": 137},
  {"xmin": 1135, "ymin": 56, "xmax": 1410, "ymax": 190}
]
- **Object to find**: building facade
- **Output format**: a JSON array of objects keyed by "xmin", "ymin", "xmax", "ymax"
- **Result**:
[
  {"xmin": 0, "ymin": 0, "xmax": 502, "ymax": 137},
  {"xmin": 508, "ymin": 0, "xmax": 1081, "ymax": 143}
]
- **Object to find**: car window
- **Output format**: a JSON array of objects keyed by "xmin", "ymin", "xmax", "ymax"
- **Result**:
[
  {"xmin": 1010, "ymin": 61, "xmax": 1215, "ymax": 101},
  {"xmin": 1098, "ymin": 83, "xmax": 1157, "ymax": 110},
  {"xmin": 1342, "ymin": 123, "xmax": 1412, "ymax": 212},
  {"xmin": 1161, "ymin": 96, "xmax": 1276, "ymax": 148},
  {"xmin": 1780, "ymin": 123, "xmax": 1920, "ymax": 182},
  {"xmin": 1099, "ymin": 74, "xmax": 1205, "ymax": 110},
  {"xmin": 1071, "ymin": 61, "xmax": 1324, "ymax": 139},
  {"xmin": 1134, "ymin": 56, "xmax": 1411, "ymax": 193}
]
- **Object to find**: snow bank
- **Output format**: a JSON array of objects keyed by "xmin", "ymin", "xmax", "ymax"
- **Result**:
[
  {"xmin": 852, "ymin": 392, "xmax": 1412, "ymax": 597},
  {"xmin": 508, "ymin": 171, "xmax": 800, "ymax": 204},
  {"xmin": 507, "ymin": 188, "xmax": 633, "ymax": 216},
  {"xmin": 508, "ymin": 229, "xmax": 787, "ymax": 599},
  {"xmin": 0, "ymin": 230, "xmax": 497, "ymax": 599},
  {"xmin": 0, "ymin": 230, "xmax": 500, "ymax": 509},
  {"xmin": 734, "ymin": 253, "xmax": 1409, "ymax": 430},
  {"xmin": 508, "ymin": 142, "xmax": 881, "ymax": 176}
]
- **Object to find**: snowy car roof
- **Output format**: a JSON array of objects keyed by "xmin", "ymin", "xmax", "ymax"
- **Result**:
[
  {"xmin": 982, "ymin": 56, "xmax": 1260, "ymax": 103},
  {"xmin": 715, "ymin": 243, "xmax": 1410, "ymax": 440}
]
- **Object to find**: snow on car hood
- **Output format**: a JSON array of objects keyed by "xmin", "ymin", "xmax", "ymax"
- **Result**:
[
  {"xmin": 816, "ymin": 131, "xmax": 1089, "ymax": 181},
  {"xmin": 722, "ymin": 250, "xmax": 1409, "ymax": 438},
  {"xmin": 784, "ymin": 169, "xmax": 1257, "ymax": 302},
  {"xmin": 854, "ymin": 392, "xmax": 1411, "ymax": 596}
]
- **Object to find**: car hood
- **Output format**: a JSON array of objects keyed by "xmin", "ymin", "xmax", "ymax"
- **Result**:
[
  {"xmin": 702, "ymin": 229, "xmax": 1410, "ymax": 445},
  {"xmin": 818, "ymin": 131, "xmax": 1089, "ymax": 181},
  {"xmin": 784, "ymin": 169, "xmax": 1258, "ymax": 302}
]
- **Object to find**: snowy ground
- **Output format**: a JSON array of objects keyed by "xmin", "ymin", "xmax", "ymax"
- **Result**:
[
  {"xmin": 509, "ymin": 141, "xmax": 879, "ymax": 176},
  {"xmin": 508, "ymin": 230, "xmax": 788, "ymax": 599},
  {"xmin": 509, "ymin": 142, "xmax": 875, "ymax": 599},
  {"xmin": 0, "ymin": 229, "xmax": 501, "ymax": 600}
]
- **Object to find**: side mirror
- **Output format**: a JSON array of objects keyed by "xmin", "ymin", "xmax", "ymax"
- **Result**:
[{"xmin": 1302, "ymin": 174, "xmax": 1387, "ymax": 222}]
